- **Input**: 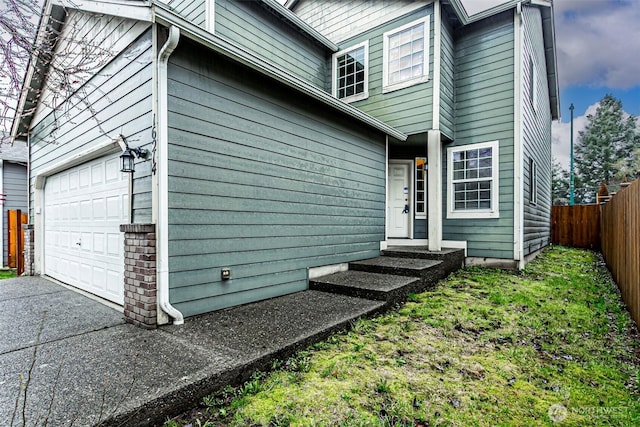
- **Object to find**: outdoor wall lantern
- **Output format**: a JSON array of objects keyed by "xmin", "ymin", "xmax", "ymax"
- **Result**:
[{"xmin": 119, "ymin": 135, "xmax": 149, "ymax": 173}]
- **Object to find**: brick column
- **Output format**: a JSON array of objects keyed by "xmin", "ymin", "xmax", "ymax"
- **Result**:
[
  {"xmin": 22, "ymin": 224, "xmax": 35, "ymax": 276},
  {"xmin": 120, "ymin": 224, "xmax": 157, "ymax": 329}
]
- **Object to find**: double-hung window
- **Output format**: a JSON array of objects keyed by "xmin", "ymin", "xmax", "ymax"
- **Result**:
[
  {"xmin": 383, "ymin": 16, "xmax": 430, "ymax": 93},
  {"xmin": 332, "ymin": 41, "xmax": 369, "ymax": 103},
  {"xmin": 447, "ymin": 141, "xmax": 499, "ymax": 219}
]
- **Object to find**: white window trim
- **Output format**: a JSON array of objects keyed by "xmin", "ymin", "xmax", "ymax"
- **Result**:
[
  {"xmin": 447, "ymin": 140, "xmax": 500, "ymax": 219},
  {"xmin": 206, "ymin": 0, "xmax": 215, "ymax": 33},
  {"xmin": 529, "ymin": 55, "xmax": 537, "ymax": 112},
  {"xmin": 415, "ymin": 157, "xmax": 427, "ymax": 219},
  {"xmin": 529, "ymin": 158, "xmax": 538, "ymax": 205},
  {"xmin": 332, "ymin": 40, "xmax": 369, "ymax": 103},
  {"xmin": 382, "ymin": 16, "xmax": 430, "ymax": 94}
]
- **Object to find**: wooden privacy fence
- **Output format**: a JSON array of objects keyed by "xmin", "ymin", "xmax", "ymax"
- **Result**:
[
  {"xmin": 8, "ymin": 209, "xmax": 28, "ymax": 275},
  {"xmin": 601, "ymin": 180, "xmax": 640, "ymax": 326},
  {"xmin": 551, "ymin": 204, "xmax": 601, "ymax": 249}
]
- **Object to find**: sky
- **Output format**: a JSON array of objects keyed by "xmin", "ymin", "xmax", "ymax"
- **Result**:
[
  {"xmin": 463, "ymin": 0, "xmax": 640, "ymax": 171},
  {"xmin": 548, "ymin": 0, "xmax": 640, "ymax": 171}
]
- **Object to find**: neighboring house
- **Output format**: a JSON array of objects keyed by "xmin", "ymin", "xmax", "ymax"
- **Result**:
[
  {"xmin": 11, "ymin": 0, "xmax": 558, "ymax": 327},
  {"xmin": 0, "ymin": 137, "xmax": 28, "ymax": 267}
]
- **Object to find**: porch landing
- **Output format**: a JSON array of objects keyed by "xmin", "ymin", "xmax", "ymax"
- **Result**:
[{"xmin": 310, "ymin": 247, "xmax": 465, "ymax": 307}]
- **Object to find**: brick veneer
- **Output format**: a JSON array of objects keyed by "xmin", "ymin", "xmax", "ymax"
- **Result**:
[
  {"xmin": 22, "ymin": 224, "xmax": 35, "ymax": 276},
  {"xmin": 120, "ymin": 224, "xmax": 157, "ymax": 329}
]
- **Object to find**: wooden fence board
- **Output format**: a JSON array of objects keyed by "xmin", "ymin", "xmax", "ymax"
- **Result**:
[
  {"xmin": 551, "ymin": 204, "xmax": 601, "ymax": 249},
  {"xmin": 601, "ymin": 180, "xmax": 640, "ymax": 326}
]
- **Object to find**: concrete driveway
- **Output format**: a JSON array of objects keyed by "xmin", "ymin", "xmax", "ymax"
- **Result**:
[{"xmin": 0, "ymin": 276, "xmax": 383, "ymax": 426}]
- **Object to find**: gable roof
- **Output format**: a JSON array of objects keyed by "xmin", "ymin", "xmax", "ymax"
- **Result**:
[{"xmin": 12, "ymin": 0, "xmax": 405, "ymax": 142}]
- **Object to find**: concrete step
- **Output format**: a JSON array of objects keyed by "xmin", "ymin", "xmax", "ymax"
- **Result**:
[
  {"xmin": 381, "ymin": 247, "xmax": 465, "ymax": 276},
  {"xmin": 349, "ymin": 256, "xmax": 444, "ymax": 288},
  {"xmin": 310, "ymin": 270, "xmax": 421, "ymax": 305}
]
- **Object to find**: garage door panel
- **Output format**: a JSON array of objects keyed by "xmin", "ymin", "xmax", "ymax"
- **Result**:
[{"xmin": 44, "ymin": 153, "xmax": 127, "ymax": 305}]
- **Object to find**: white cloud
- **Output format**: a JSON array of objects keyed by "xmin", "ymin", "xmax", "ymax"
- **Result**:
[{"xmin": 555, "ymin": 0, "xmax": 640, "ymax": 88}]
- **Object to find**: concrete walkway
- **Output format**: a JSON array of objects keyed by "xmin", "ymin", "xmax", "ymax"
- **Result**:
[{"xmin": 0, "ymin": 277, "xmax": 384, "ymax": 426}]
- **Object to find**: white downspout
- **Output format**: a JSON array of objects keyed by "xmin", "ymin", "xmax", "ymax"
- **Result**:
[
  {"xmin": 513, "ymin": 3, "xmax": 525, "ymax": 269},
  {"xmin": 157, "ymin": 25, "xmax": 184, "ymax": 325}
]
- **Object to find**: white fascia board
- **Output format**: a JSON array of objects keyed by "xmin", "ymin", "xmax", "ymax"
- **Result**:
[
  {"xmin": 53, "ymin": 0, "xmax": 153, "ymax": 21},
  {"xmin": 447, "ymin": 0, "xmax": 520, "ymax": 25},
  {"xmin": 259, "ymin": 0, "xmax": 338, "ymax": 51},
  {"xmin": 152, "ymin": 4, "xmax": 407, "ymax": 142}
]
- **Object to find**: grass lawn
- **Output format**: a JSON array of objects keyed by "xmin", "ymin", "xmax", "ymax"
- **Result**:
[
  {"xmin": 165, "ymin": 247, "xmax": 640, "ymax": 426},
  {"xmin": 0, "ymin": 269, "xmax": 16, "ymax": 280}
]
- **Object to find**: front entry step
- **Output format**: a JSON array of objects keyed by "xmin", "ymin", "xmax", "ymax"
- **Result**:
[
  {"xmin": 310, "ymin": 270, "xmax": 420, "ymax": 306},
  {"xmin": 349, "ymin": 256, "xmax": 443, "ymax": 287},
  {"xmin": 310, "ymin": 248, "xmax": 463, "ymax": 306},
  {"xmin": 381, "ymin": 247, "xmax": 465, "ymax": 276}
]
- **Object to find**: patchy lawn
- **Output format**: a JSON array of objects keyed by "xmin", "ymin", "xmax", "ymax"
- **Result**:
[{"xmin": 165, "ymin": 247, "xmax": 640, "ymax": 426}]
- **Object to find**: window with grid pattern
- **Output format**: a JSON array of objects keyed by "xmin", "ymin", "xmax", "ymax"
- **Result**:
[
  {"xmin": 383, "ymin": 17, "xmax": 430, "ymax": 92},
  {"xmin": 333, "ymin": 42, "xmax": 368, "ymax": 102},
  {"xmin": 447, "ymin": 141, "xmax": 499, "ymax": 218}
]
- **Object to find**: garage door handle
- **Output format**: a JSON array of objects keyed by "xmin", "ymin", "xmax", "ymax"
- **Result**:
[{"xmin": 75, "ymin": 241, "xmax": 81, "ymax": 246}]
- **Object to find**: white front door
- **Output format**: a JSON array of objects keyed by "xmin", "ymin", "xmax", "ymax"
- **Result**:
[
  {"xmin": 43, "ymin": 153, "xmax": 129, "ymax": 305},
  {"xmin": 387, "ymin": 162, "xmax": 410, "ymax": 238}
]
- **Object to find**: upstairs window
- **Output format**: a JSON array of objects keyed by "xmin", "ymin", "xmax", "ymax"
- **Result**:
[
  {"xmin": 447, "ymin": 141, "xmax": 499, "ymax": 219},
  {"xmin": 383, "ymin": 16, "xmax": 430, "ymax": 93},
  {"xmin": 332, "ymin": 41, "xmax": 369, "ymax": 103}
]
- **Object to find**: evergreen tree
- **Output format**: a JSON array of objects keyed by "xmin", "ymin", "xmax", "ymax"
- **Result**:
[
  {"xmin": 551, "ymin": 159, "xmax": 569, "ymax": 205},
  {"xmin": 574, "ymin": 94, "xmax": 640, "ymax": 203}
]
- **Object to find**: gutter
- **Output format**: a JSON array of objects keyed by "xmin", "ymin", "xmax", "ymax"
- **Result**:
[{"xmin": 156, "ymin": 25, "xmax": 184, "ymax": 325}]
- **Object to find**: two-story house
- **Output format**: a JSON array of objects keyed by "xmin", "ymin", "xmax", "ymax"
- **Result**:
[{"xmin": 11, "ymin": 0, "xmax": 558, "ymax": 326}]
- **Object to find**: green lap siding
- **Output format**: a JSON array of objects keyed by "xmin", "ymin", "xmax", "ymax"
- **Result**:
[
  {"xmin": 521, "ymin": 6, "xmax": 552, "ymax": 255},
  {"xmin": 166, "ymin": 41, "xmax": 387, "ymax": 317},
  {"xmin": 215, "ymin": 0, "xmax": 328, "ymax": 89},
  {"xmin": 443, "ymin": 11, "xmax": 515, "ymax": 260},
  {"xmin": 439, "ymin": 10, "xmax": 455, "ymax": 139},
  {"xmin": 336, "ymin": 5, "xmax": 435, "ymax": 135},
  {"xmin": 29, "ymin": 28, "xmax": 154, "ymax": 223},
  {"xmin": 164, "ymin": 0, "xmax": 205, "ymax": 25}
]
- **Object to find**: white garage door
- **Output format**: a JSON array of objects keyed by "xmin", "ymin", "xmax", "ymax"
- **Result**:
[{"xmin": 44, "ymin": 153, "xmax": 129, "ymax": 305}]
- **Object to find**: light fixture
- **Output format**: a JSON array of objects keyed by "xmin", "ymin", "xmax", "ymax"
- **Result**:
[{"xmin": 119, "ymin": 136, "xmax": 149, "ymax": 173}]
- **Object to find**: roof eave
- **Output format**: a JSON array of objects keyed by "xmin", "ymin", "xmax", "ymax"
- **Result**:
[
  {"xmin": 10, "ymin": 1, "xmax": 65, "ymax": 140},
  {"xmin": 539, "ymin": 3, "xmax": 560, "ymax": 120}
]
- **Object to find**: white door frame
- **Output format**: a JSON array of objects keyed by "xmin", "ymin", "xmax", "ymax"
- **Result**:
[{"xmin": 387, "ymin": 159, "xmax": 414, "ymax": 239}]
